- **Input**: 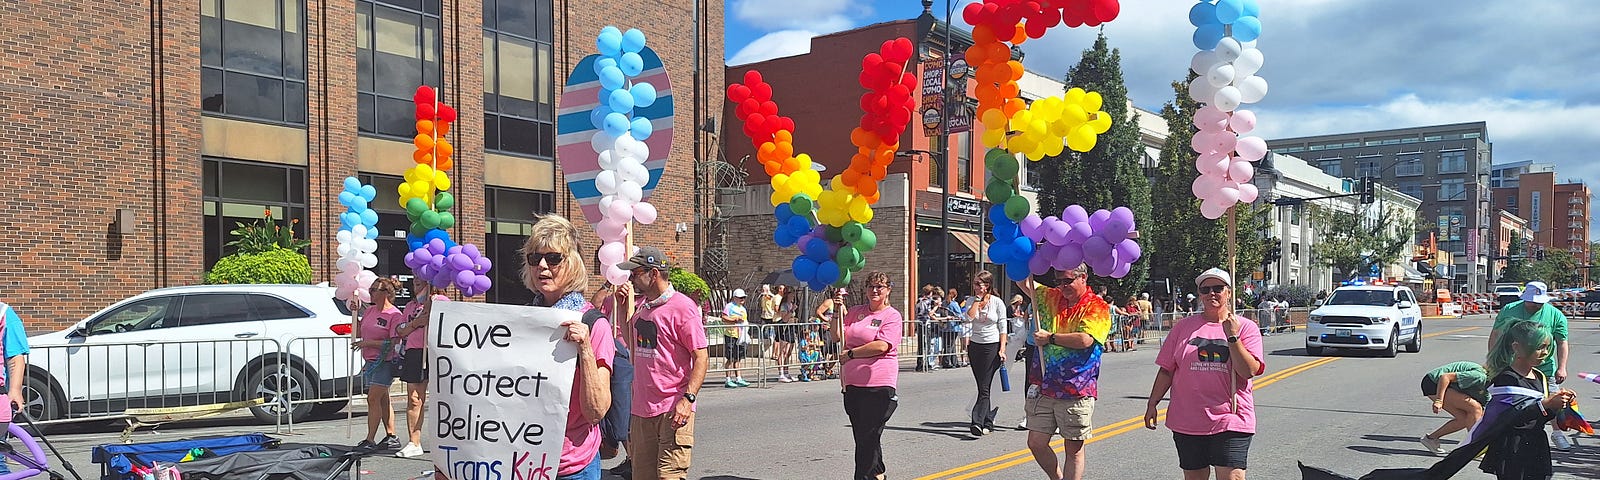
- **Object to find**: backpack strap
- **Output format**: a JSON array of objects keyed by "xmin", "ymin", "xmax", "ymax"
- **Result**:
[{"xmin": 582, "ymin": 307, "xmax": 604, "ymax": 328}]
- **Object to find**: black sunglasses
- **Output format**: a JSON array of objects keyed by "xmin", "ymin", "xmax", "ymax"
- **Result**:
[
  {"xmin": 526, "ymin": 252, "xmax": 564, "ymax": 267},
  {"xmin": 1198, "ymin": 285, "xmax": 1228, "ymax": 294},
  {"xmin": 1059, "ymin": 276, "xmax": 1080, "ymax": 285}
]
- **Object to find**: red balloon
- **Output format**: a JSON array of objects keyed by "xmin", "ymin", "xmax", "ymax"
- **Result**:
[
  {"xmin": 415, "ymin": 103, "xmax": 435, "ymax": 121},
  {"xmin": 861, "ymin": 52, "xmax": 884, "ymax": 71},
  {"xmin": 437, "ymin": 104, "xmax": 457, "ymax": 123},
  {"xmin": 750, "ymin": 81, "xmax": 772, "ymax": 101},
  {"xmin": 779, "ymin": 117, "xmax": 795, "ymax": 133},
  {"xmin": 890, "ymin": 38, "xmax": 914, "ymax": 63},
  {"xmin": 762, "ymin": 115, "xmax": 784, "ymax": 136},
  {"xmin": 413, "ymin": 86, "xmax": 435, "ymax": 106},
  {"xmin": 727, "ymin": 84, "xmax": 751, "ymax": 103},
  {"xmin": 1092, "ymin": 0, "xmax": 1120, "ymax": 24},
  {"xmin": 1025, "ymin": 19, "xmax": 1049, "ymax": 38},
  {"xmin": 759, "ymin": 100, "xmax": 779, "ymax": 116},
  {"xmin": 743, "ymin": 70, "xmax": 764, "ymax": 86},
  {"xmin": 747, "ymin": 113, "xmax": 767, "ymax": 134},
  {"xmin": 899, "ymin": 72, "xmax": 917, "ymax": 89},
  {"xmin": 962, "ymin": 2, "xmax": 985, "ymax": 25}
]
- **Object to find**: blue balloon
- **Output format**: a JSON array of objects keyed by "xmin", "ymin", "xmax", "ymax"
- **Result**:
[
  {"xmin": 593, "ymin": 57, "xmax": 618, "ymax": 78},
  {"xmin": 1006, "ymin": 263, "xmax": 1031, "ymax": 281},
  {"xmin": 993, "ymin": 223, "xmax": 1019, "ymax": 240},
  {"xmin": 603, "ymin": 112, "xmax": 631, "ymax": 138},
  {"xmin": 343, "ymin": 177, "xmax": 361, "ymax": 192},
  {"xmin": 630, "ymin": 83, "xmax": 657, "ymax": 109},
  {"xmin": 340, "ymin": 212, "xmax": 358, "ymax": 228},
  {"xmin": 589, "ymin": 106, "xmax": 614, "ymax": 130},
  {"xmin": 1214, "ymin": 0, "xmax": 1244, "ymax": 24},
  {"xmin": 597, "ymin": 26, "xmax": 623, "ymax": 57},
  {"xmin": 619, "ymin": 52, "xmax": 644, "ymax": 77},
  {"xmin": 808, "ymin": 280, "xmax": 829, "ymax": 292},
  {"xmin": 785, "ymin": 215, "xmax": 811, "ymax": 236},
  {"xmin": 338, "ymin": 191, "xmax": 357, "ymax": 208},
  {"xmin": 989, "ymin": 204, "xmax": 1010, "ymax": 224},
  {"xmin": 599, "ymin": 65, "xmax": 625, "ymax": 91},
  {"xmin": 804, "ymin": 238, "xmax": 830, "ymax": 262},
  {"xmin": 630, "ymin": 117, "xmax": 654, "ymax": 140},
  {"xmin": 365, "ymin": 226, "xmax": 380, "ymax": 240},
  {"xmin": 989, "ymin": 241, "xmax": 1013, "ymax": 265},
  {"xmin": 793, "ymin": 257, "xmax": 818, "ymax": 282},
  {"xmin": 775, "ymin": 203, "xmax": 795, "ymax": 221},
  {"xmin": 608, "ymin": 88, "xmax": 635, "ymax": 114},
  {"xmin": 1011, "ymin": 235, "xmax": 1035, "ymax": 259},
  {"xmin": 424, "ymin": 229, "xmax": 456, "ymax": 250},
  {"xmin": 815, "ymin": 261, "xmax": 841, "ymax": 284},
  {"xmin": 1242, "ymin": 0, "xmax": 1260, "ymax": 17},
  {"xmin": 774, "ymin": 229, "xmax": 798, "ymax": 248},
  {"xmin": 359, "ymin": 185, "xmax": 377, "ymax": 201},
  {"xmin": 407, "ymin": 234, "xmax": 426, "ymax": 251},
  {"xmin": 1232, "ymin": 16, "xmax": 1262, "ymax": 42},
  {"xmin": 1193, "ymin": 23, "xmax": 1226, "ymax": 50},
  {"xmin": 360, "ymin": 209, "xmax": 379, "ymax": 227},
  {"xmin": 1188, "ymin": 2, "xmax": 1217, "ymax": 27},
  {"xmin": 621, "ymin": 29, "xmax": 647, "ymax": 54}
]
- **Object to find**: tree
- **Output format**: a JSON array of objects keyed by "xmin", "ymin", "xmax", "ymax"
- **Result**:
[
  {"xmin": 1306, "ymin": 202, "xmax": 1414, "ymax": 280},
  {"xmin": 1147, "ymin": 73, "xmax": 1226, "ymax": 295},
  {"xmin": 1039, "ymin": 33, "xmax": 1151, "ymax": 301},
  {"xmin": 1498, "ymin": 235, "xmax": 1534, "ymax": 284}
]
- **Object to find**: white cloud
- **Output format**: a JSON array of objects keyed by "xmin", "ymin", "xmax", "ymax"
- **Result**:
[
  {"xmin": 730, "ymin": 0, "xmax": 868, "ymax": 32},
  {"xmin": 727, "ymin": 30, "xmax": 819, "ymax": 66}
]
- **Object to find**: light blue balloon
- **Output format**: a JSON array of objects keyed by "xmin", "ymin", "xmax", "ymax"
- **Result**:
[
  {"xmin": 630, "ymin": 83, "xmax": 657, "ymax": 108},
  {"xmin": 1193, "ymin": 23, "xmax": 1226, "ymax": 50},
  {"xmin": 338, "ymin": 191, "xmax": 357, "ymax": 208},
  {"xmin": 621, "ymin": 29, "xmax": 646, "ymax": 54},
  {"xmin": 360, "ymin": 209, "xmax": 379, "ymax": 227},
  {"xmin": 589, "ymin": 105, "xmax": 614, "ymax": 130},
  {"xmin": 603, "ymin": 112, "xmax": 631, "ymax": 138},
  {"xmin": 599, "ymin": 65, "xmax": 625, "ymax": 91},
  {"xmin": 597, "ymin": 26, "xmax": 623, "ymax": 57},
  {"xmin": 343, "ymin": 177, "xmax": 361, "ymax": 192},
  {"xmin": 592, "ymin": 57, "xmax": 618, "ymax": 77},
  {"xmin": 1233, "ymin": 16, "xmax": 1262, "ymax": 42},
  {"xmin": 1214, "ymin": 0, "xmax": 1244, "ymax": 24},
  {"xmin": 365, "ymin": 225, "xmax": 380, "ymax": 240},
  {"xmin": 619, "ymin": 52, "xmax": 644, "ymax": 77},
  {"xmin": 1242, "ymin": 0, "xmax": 1260, "ymax": 18},
  {"xmin": 1188, "ymin": 2, "xmax": 1216, "ymax": 27},
  {"xmin": 349, "ymin": 195, "xmax": 367, "ymax": 211},
  {"xmin": 340, "ymin": 212, "xmax": 358, "ymax": 228},
  {"xmin": 608, "ymin": 88, "xmax": 635, "ymax": 114},
  {"xmin": 630, "ymin": 117, "xmax": 653, "ymax": 140},
  {"xmin": 359, "ymin": 185, "xmax": 376, "ymax": 201}
]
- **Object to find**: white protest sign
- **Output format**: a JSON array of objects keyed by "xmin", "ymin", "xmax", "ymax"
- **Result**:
[{"xmin": 429, "ymin": 302, "xmax": 578, "ymax": 480}]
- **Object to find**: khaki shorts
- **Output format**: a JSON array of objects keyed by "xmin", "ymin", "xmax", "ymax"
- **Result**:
[
  {"xmin": 631, "ymin": 412, "xmax": 694, "ymax": 480},
  {"xmin": 1026, "ymin": 396, "xmax": 1095, "ymax": 441}
]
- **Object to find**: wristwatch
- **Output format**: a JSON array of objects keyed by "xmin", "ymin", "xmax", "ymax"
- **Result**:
[
  {"xmin": 846, "ymin": 349, "xmax": 856, "ymax": 359},
  {"xmin": 1226, "ymin": 335, "xmax": 1239, "ymax": 344},
  {"xmin": 1047, "ymin": 333, "xmax": 1058, "ymax": 346},
  {"xmin": 683, "ymin": 392, "xmax": 696, "ymax": 403}
]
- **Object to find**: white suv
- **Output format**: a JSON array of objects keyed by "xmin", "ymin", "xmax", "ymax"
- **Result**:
[
  {"xmin": 1305, "ymin": 285, "xmax": 1423, "ymax": 357},
  {"xmin": 24, "ymin": 284, "xmax": 358, "ymax": 425}
]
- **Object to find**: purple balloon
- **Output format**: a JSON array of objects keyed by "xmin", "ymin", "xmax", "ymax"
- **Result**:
[
  {"xmin": 463, "ymin": 244, "xmax": 481, "ymax": 258},
  {"xmin": 403, "ymin": 252, "xmax": 419, "ymax": 269},
  {"xmin": 429, "ymin": 253, "xmax": 447, "ymax": 269},
  {"xmin": 427, "ymin": 239, "xmax": 447, "ymax": 255},
  {"xmin": 447, "ymin": 245, "xmax": 463, "ymax": 257},
  {"xmin": 1045, "ymin": 219, "xmax": 1072, "ymax": 246},
  {"xmin": 1082, "ymin": 236, "xmax": 1113, "ymax": 260},
  {"xmin": 432, "ymin": 269, "xmax": 455, "ymax": 287},
  {"xmin": 1019, "ymin": 214, "xmax": 1045, "ymax": 241},
  {"xmin": 473, "ymin": 274, "xmax": 492, "ymax": 292},
  {"xmin": 1110, "ymin": 260, "xmax": 1132, "ymax": 278},
  {"xmin": 1062, "ymin": 205, "xmax": 1089, "ymax": 225},
  {"xmin": 456, "ymin": 270, "xmax": 476, "ymax": 287},
  {"xmin": 1068, "ymin": 222, "xmax": 1093, "ymax": 245},
  {"xmin": 1115, "ymin": 240, "xmax": 1143, "ymax": 263},
  {"xmin": 1110, "ymin": 206, "xmax": 1135, "ymax": 226},
  {"xmin": 1028, "ymin": 252, "xmax": 1052, "ymax": 275},
  {"xmin": 1053, "ymin": 243, "xmax": 1084, "ymax": 271},
  {"xmin": 1088, "ymin": 210, "xmax": 1112, "ymax": 232},
  {"xmin": 450, "ymin": 253, "xmax": 474, "ymax": 270},
  {"xmin": 474, "ymin": 256, "xmax": 493, "ymax": 271}
]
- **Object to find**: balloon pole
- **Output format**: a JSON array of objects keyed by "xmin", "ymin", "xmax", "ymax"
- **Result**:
[
  {"xmin": 347, "ymin": 304, "xmax": 361, "ymax": 438},
  {"xmin": 1226, "ymin": 206, "xmax": 1239, "ymax": 416},
  {"xmin": 622, "ymin": 226, "xmax": 636, "ymax": 351}
]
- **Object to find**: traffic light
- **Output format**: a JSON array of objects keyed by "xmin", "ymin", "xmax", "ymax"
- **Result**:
[
  {"xmin": 1536, "ymin": 248, "xmax": 1547, "ymax": 261},
  {"xmin": 1359, "ymin": 177, "xmax": 1376, "ymax": 204},
  {"xmin": 1263, "ymin": 245, "xmax": 1281, "ymax": 265}
]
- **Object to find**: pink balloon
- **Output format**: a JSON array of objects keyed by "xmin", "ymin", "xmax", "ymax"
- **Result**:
[
  {"xmin": 1200, "ymin": 198, "xmax": 1229, "ymax": 219},
  {"xmin": 1211, "ymin": 131, "xmax": 1238, "ymax": 155},
  {"xmin": 1229, "ymin": 109, "xmax": 1256, "ymax": 134},
  {"xmin": 1195, "ymin": 154, "xmax": 1227, "ymax": 176},
  {"xmin": 607, "ymin": 199, "xmax": 636, "ymax": 221},
  {"xmin": 604, "ymin": 265, "xmax": 630, "ymax": 285},
  {"xmin": 1019, "ymin": 214, "xmax": 1045, "ymax": 241},
  {"xmin": 596, "ymin": 218, "xmax": 628, "ymax": 241},
  {"xmin": 1227, "ymin": 158, "xmax": 1254, "ymax": 182},
  {"xmin": 1216, "ymin": 185, "xmax": 1241, "ymax": 205},
  {"xmin": 1235, "ymin": 136, "xmax": 1268, "ymax": 161},
  {"xmin": 1190, "ymin": 131, "xmax": 1214, "ymax": 154},
  {"xmin": 634, "ymin": 201, "xmax": 659, "ymax": 224},
  {"xmin": 1238, "ymin": 183, "xmax": 1260, "ymax": 203},
  {"xmin": 598, "ymin": 241, "xmax": 627, "ymax": 265}
]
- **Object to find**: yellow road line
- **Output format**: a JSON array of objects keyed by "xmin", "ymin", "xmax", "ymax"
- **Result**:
[{"xmin": 923, "ymin": 326, "xmax": 1482, "ymax": 479}]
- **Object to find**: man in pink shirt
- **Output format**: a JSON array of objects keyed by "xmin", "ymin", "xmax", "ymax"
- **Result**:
[{"xmin": 617, "ymin": 246, "xmax": 708, "ymax": 480}]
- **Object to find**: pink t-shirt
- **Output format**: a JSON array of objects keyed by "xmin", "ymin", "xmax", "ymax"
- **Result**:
[
  {"xmin": 1154, "ymin": 314, "xmax": 1266, "ymax": 435},
  {"xmin": 399, "ymin": 295, "xmax": 448, "ymax": 349},
  {"xmin": 841, "ymin": 305, "xmax": 902, "ymax": 388},
  {"xmin": 358, "ymin": 305, "xmax": 404, "ymax": 361},
  {"xmin": 629, "ymin": 290, "xmax": 708, "ymax": 418},
  {"xmin": 559, "ymin": 313, "xmax": 615, "ymax": 476}
]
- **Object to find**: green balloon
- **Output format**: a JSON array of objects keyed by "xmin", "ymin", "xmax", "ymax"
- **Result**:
[
  {"xmin": 434, "ymin": 192, "xmax": 455, "ymax": 211},
  {"xmin": 1004, "ymin": 195, "xmax": 1031, "ymax": 221},
  {"xmin": 405, "ymin": 198, "xmax": 428, "ymax": 217},
  {"xmin": 438, "ymin": 211, "xmax": 456, "ymax": 229},
  {"xmin": 834, "ymin": 271, "xmax": 853, "ymax": 288},
  {"xmin": 789, "ymin": 195, "xmax": 813, "ymax": 216},
  {"xmin": 852, "ymin": 255, "xmax": 867, "ymax": 270},
  {"xmin": 855, "ymin": 227, "xmax": 878, "ymax": 252},
  {"xmin": 836, "ymin": 245, "xmax": 862, "ymax": 267},
  {"xmin": 986, "ymin": 178, "xmax": 1013, "ymax": 204},
  {"xmin": 409, "ymin": 223, "xmax": 430, "ymax": 237},
  {"xmin": 841, "ymin": 222, "xmax": 864, "ymax": 243},
  {"xmin": 991, "ymin": 153, "xmax": 1019, "ymax": 179},
  {"xmin": 824, "ymin": 225, "xmax": 845, "ymax": 242},
  {"xmin": 984, "ymin": 147, "xmax": 1011, "ymax": 165},
  {"xmin": 420, "ymin": 210, "xmax": 440, "ymax": 230}
]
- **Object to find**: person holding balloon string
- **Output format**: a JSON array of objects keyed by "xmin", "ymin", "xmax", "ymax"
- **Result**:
[{"xmin": 350, "ymin": 277, "xmax": 406, "ymax": 455}]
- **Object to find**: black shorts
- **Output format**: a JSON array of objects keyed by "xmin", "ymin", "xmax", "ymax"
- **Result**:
[
  {"xmin": 1173, "ymin": 431, "xmax": 1252, "ymax": 470},
  {"xmin": 1420, "ymin": 377, "xmax": 1438, "ymax": 397},
  {"xmin": 400, "ymin": 348, "xmax": 428, "ymax": 384},
  {"xmin": 723, "ymin": 336, "xmax": 746, "ymax": 362},
  {"xmin": 774, "ymin": 324, "xmax": 799, "ymax": 343}
]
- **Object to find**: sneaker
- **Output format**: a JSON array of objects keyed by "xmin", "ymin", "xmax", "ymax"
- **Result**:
[
  {"xmin": 724, "ymin": 379, "xmax": 738, "ymax": 388},
  {"xmin": 799, "ymin": 374, "xmax": 811, "ymax": 382},
  {"xmin": 1419, "ymin": 434, "xmax": 1444, "ymax": 455},
  {"xmin": 351, "ymin": 440, "xmax": 377, "ymax": 455},
  {"xmin": 779, "ymin": 374, "xmax": 795, "ymax": 383},
  {"xmin": 396, "ymin": 442, "xmax": 425, "ymax": 458},
  {"xmin": 378, "ymin": 434, "xmax": 402, "ymax": 450},
  {"xmin": 1015, "ymin": 419, "xmax": 1029, "ymax": 431},
  {"xmin": 1552, "ymin": 430, "xmax": 1573, "ymax": 451},
  {"xmin": 608, "ymin": 459, "xmax": 632, "ymax": 477},
  {"xmin": 969, "ymin": 424, "xmax": 985, "ymax": 437},
  {"xmin": 733, "ymin": 378, "xmax": 750, "ymax": 387}
]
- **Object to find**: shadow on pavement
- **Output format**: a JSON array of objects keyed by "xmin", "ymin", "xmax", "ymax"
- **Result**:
[
  {"xmin": 1346, "ymin": 444, "xmax": 1436, "ymax": 458},
  {"xmin": 882, "ymin": 421, "xmax": 983, "ymax": 440},
  {"xmin": 1256, "ymin": 404, "xmax": 1437, "ymax": 420},
  {"xmin": 700, "ymin": 476, "xmax": 764, "ymax": 480},
  {"xmin": 1360, "ymin": 434, "xmax": 1460, "ymax": 446}
]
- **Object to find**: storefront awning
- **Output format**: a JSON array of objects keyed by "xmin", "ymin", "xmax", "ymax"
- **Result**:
[
  {"xmin": 1399, "ymin": 263, "xmax": 1427, "ymax": 283},
  {"xmin": 950, "ymin": 230, "xmax": 989, "ymax": 263}
]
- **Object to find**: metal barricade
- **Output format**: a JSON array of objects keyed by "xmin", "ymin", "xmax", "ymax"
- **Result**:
[
  {"xmin": 280, "ymin": 335, "xmax": 362, "ymax": 432},
  {"xmin": 699, "ymin": 319, "xmax": 772, "ymax": 388}
]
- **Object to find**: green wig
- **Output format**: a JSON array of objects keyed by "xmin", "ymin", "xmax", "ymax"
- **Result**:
[{"xmin": 1487, "ymin": 320, "xmax": 1552, "ymax": 373}]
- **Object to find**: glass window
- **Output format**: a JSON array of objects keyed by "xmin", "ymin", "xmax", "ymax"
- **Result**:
[
  {"xmin": 203, "ymin": 158, "xmax": 309, "ymax": 269},
  {"xmin": 483, "ymin": 0, "xmax": 555, "ymax": 158},
  {"xmin": 177, "ymin": 294, "xmax": 256, "ymax": 327},
  {"xmin": 928, "ymin": 136, "xmax": 945, "ymax": 188},
  {"xmin": 1440, "ymin": 178, "xmax": 1467, "ymax": 201},
  {"xmin": 358, "ymin": 0, "xmax": 443, "ymax": 138},
  {"xmin": 200, "ymin": 0, "xmax": 306, "ymax": 124},
  {"xmin": 484, "ymin": 186, "xmax": 555, "ymax": 305},
  {"xmin": 1439, "ymin": 151, "xmax": 1467, "ymax": 173},
  {"xmin": 1318, "ymin": 160, "xmax": 1343, "ymax": 177},
  {"xmin": 957, "ymin": 132, "xmax": 972, "ymax": 192},
  {"xmin": 1394, "ymin": 155, "xmax": 1423, "ymax": 176},
  {"xmin": 1399, "ymin": 181, "xmax": 1423, "ymax": 200},
  {"xmin": 249, "ymin": 295, "xmax": 309, "ymax": 320},
  {"xmin": 1356, "ymin": 160, "xmax": 1379, "ymax": 178},
  {"xmin": 88, "ymin": 296, "xmax": 181, "ymax": 335}
]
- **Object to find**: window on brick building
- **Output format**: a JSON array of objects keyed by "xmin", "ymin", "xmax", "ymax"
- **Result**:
[
  {"xmin": 484, "ymin": 186, "xmax": 554, "ymax": 305},
  {"xmin": 201, "ymin": 0, "xmax": 307, "ymax": 124},
  {"xmin": 357, "ymin": 0, "xmax": 443, "ymax": 138},
  {"xmin": 928, "ymin": 136, "xmax": 945, "ymax": 188},
  {"xmin": 1439, "ymin": 151, "xmax": 1467, "ymax": 173},
  {"xmin": 483, "ymin": 0, "xmax": 555, "ymax": 158},
  {"xmin": 957, "ymin": 131, "xmax": 972, "ymax": 192},
  {"xmin": 203, "ymin": 158, "xmax": 308, "ymax": 269}
]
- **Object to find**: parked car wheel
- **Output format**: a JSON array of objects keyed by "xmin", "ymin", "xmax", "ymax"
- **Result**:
[
  {"xmin": 1305, "ymin": 344, "xmax": 1325, "ymax": 356},
  {"xmin": 245, "ymin": 362, "xmax": 315, "ymax": 424},
  {"xmin": 1382, "ymin": 329, "xmax": 1398, "ymax": 358},
  {"xmin": 21, "ymin": 373, "xmax": 63, "ymax": 423},
  {"xmin": 1405, "ymin": 325, "xmax": 1422, "ymax": 353}
]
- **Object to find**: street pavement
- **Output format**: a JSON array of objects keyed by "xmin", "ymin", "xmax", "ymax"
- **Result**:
[{"xmin": 25, "ymin": 313, "xmax": 1600, "ymax": 479}]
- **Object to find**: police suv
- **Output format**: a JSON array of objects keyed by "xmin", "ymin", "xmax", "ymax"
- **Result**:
[{"xmin": 1305, "ymin": 284, "xmax": 1423, "ymax": 357}]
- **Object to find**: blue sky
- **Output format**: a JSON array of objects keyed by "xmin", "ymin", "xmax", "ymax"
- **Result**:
[{"xmin": 725, "ymin": 1, "xmax": 1600, "ymax": 241}]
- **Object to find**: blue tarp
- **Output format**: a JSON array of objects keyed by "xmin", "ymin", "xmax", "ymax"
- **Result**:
[{"xmin": 91, "ymin": 434, "xmax": 279, "ymax": 479}]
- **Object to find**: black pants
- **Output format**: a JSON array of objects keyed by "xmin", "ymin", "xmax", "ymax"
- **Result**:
[
  {"xmin": 967, "ymin": 341, "xmax": 1001, "ymax": 428},
  {"xmin": 843, "ymin": 386, "xmax": 897, "ymax": 480}
]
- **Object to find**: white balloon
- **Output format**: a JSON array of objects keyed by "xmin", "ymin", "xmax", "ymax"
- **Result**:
[
  {"xmin": 1189, "ymin": 76, "xmax": 1219, "ymax": 104},
  {"xmin": 336, "ymin": 230, "xmax": 352, "ymax": 244},
  {"xmin": 598, "ymin": 195, "xmax": 615, "ymax": 213},
  {"xmin": 613, "ymin": 134, "xmax": 640, "ymax": 159},
  {"xmin": 358, "ymin": 239, "xmax": 377, "ymax": 253},
  {"xmin": 1233, "ymin": 48, "xmax": 1264, "ymax": 77},
  {"xmin": 627, "ymin": 140, "xmax": 651, "ymax": 162},
  {"xmin": 359, "ymin": 253, "xmax": 378, "ymax": 269},
  {"xmin": 337, "ymin": 243, "xmax": 354, "ymax": 258},
  {"xmin": 634, "ymin": 201, "xmax": 658, "ymax": 224},
  {"xmin": 618, "ymin": 157, "xmax": 649, "ymax": 184},
  {"xmin": 1206, "ymin": 63, "xmax": 1236, "ymax": 88},
  {"xmin": 598, "ymin": 149, "xmax": 618, "ymax": 171},
  {"xmin": 1213, "ymin": 86, "xmax": 1242, "ymax": 112},
  {"xmin": 1236, "ymin": 76, "xmax": 1269, "ymax": 103},
  {"xmin": 617, "ymin": 179, "xmax": 644, "ymax": 203},
  {"xmin": 595, "ymin": 170, "xmax": 620, "ymax": 195},
  {"xmin": 1190, "ymin": 50, "xmax": 1221, "ymax": 75},
  {"xmin": 590, "ymin": 131, "xmax": 616, "ymax": 154},
  {"xmin": 1214, "ymin": 38, "xmax": 1242, "ymax": 62}
]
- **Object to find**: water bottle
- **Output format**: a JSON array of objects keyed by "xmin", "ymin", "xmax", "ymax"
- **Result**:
[{"xmin": 999, "ymin": 364, "xmax": 1011, "ymax": 392}]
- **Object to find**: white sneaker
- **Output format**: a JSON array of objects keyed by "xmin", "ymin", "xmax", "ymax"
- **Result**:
[
  {"xmin": 778, "ymin": 374, "xmax": 795, "ymax": 383},
  {"xmin": 1551, "ymin": 430, "xmax": 1573, "ymax": 451},
  {"xmin": 396, "ymin": 442, "xmax": 425, "ymax": 458},
  {"xmin": 1419, "ymin": 434, "xmax": 1444, "ymax": 455}
]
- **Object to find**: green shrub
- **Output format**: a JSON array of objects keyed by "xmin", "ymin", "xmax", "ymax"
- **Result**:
[
  {"xmin": 205, "ymin": 248, "xmax": 313, "ymax": 285},
  {"xmin": 668, "ymin": 267, "xmax": 710, "ymax": 303}
]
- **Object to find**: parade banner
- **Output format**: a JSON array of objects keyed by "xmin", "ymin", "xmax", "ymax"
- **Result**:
[{"xmin": 430, "ymin": 302, "xmax": 578, "ymax": 480}]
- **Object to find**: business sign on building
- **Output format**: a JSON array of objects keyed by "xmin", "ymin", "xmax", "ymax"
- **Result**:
[
  {"xmin": 947, "ymin": 196, "xmax": 981, "ymax": 217},
  {"xmin": 921, "ymin": 58, "xmax": 946, "ymax": 137}
]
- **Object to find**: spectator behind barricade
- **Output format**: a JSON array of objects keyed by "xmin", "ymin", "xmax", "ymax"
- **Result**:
[
  {"xmin": 394, "ymin": 280, "xmax": 445, "ymax": 458},
  {"xmin": 351, "ymin": 277, "xmax": 404, "ymax": 455},
  {"xmin": 1136, "ymin": 293, "xmax": 1154, "ymax": 339},
  {"xmin": 758, "ymin": 284, "xmax": 778, "ymax": 332},
  {"xmin": 833, "ymin": 271, "xmax": 902, "ymax": 480},
  {"xmin": 914, "ymin": 285, "xmax": 938, "ymax": 372},
  {"xmin": 0, "ymin": 299, "xmax": 29, "ymax": 477},
  {"xmin": 798, "ymin": 325, "xmax": 824, "ymax": 381},
  {"xmin": 1145, "ymin": 268, "xmax": 1266, "ymax": 480},
  {"xmin": 522, "ymin": 214, "xmax": 615, "ymax": 480},
  {"xmin": 964, "ymin": 271, "xmax": 1008, "ymax": 436},
  {"xmin": 927, "ymin": 287, "xmax": 950, "ymax": 370},
  {"xmin": 1121, "ymin": 296, "xmax": 1141, "ymax": 352},
  {"xmin": 618, "ymin": 246, "xmax": 708, "ymax": 480},
  {"xmin": 1009, "ymin": 294, "xmax": 1028, "ymax": 343},
  {"xmin": 720, "ymin": 290, "xmax": 751, "ymax": 388},
  {"xmin": 1017, "ymin": 265, "xmax": 1109, "ymax": 480},
  {"xmin": 945, "ymin": 288, "xmax": 967, "ymax": 368},
  {"xmin": 774, "ymin": 284, "xmax": 800, "ymax": 383}
]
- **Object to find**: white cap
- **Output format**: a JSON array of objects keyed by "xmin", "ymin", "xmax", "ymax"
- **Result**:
[
  {"xmin": 733, "ymin": 288, "xmax": 748, "ymax": 298},
  {"xmin": 1195, "ymin": 267, "xmax": 1233, "ymax": 287},
  {"xmin": 1520, "ymin": 282, "xmax": 1551, "ymax": 304}
]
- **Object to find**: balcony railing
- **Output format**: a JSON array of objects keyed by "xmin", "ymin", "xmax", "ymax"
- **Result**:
[{"xmin": 1570, "ymin": 209, "xmax": 1585, "ymax": 217}]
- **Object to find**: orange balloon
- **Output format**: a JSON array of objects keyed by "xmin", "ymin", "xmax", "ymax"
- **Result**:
[
  {"xmin": 1004, "ymin": 98, "xmax": 1026, "ymax": 117},
  {"xmin": 965, "ymin": 44, "xmax": 988, "ymax": 65},
  {"xmin": 987, "ymin": 44, "xmax": 1010, "ymax": 64},
  {"xmin": 841, "ymin": 168, "xmax": 862, "ymax": 187},
  {"xmin": 437, "ymin": 158, "xmax": 453, "ymax": 170},
  {"xmin": 971, "ymin": 24, "xmax": 996, "ymax": 45},
  {"xmin": 874, "ymin": 148, "xmax": 895, "ymax": 166},
  {"xmin": 436, "ymin": 139, "xmax": 453, "ymax": 159},
  {"xmin": 870, "ymin": 164, "xmax": 888, "ymax": 179},
  {"xmin": 776, "ymin": 141, "xmax": 794, "ymax": 160},
  {"xmin": 775, "ymin": 130, "xmax": 793, "ymax": 144},
  {"xmin": 758, "ymin": 142, "xmax": 779, "ymax": 162},
  {"xmin": 437, "ymin": 121, "xmax": 450, "ymax": 136},
  {"xmin": 999, "ymin": 82, "xmax": 1020, "ymax": 99},
  {"xmin": 1007, "ymin": 61, "xmax": 1024, "ymax": 81},
  {"xmin": 1010, "ymin": 24, "xmax": 1028, "ymax": 44},
  {"xmin": 858, "ymin": 180, "xmax": 880, "ymax": 198},
  {"xmin": 764, "ymin": 163, "xmax": 780, "ymax": 177},
  {"xmin": 413, "ymin": 150, "xmax": 431, "ymax": 163},
  {"xmin": 416, "ymin": 120, "xmax": 435, "ymax": 136},
  {"xmin": 414, "ymin": 134, "xmax": 434, "ymax": 150}
]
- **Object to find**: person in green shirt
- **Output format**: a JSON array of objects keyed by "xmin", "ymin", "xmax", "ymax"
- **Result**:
[
  {"xmin": 1485, "ymin": 280, "xmax": 1572, "ymax": 450},
  {"xmin": 1417, "ymin": 361, "xmax": 1488, "ymax": 455}
]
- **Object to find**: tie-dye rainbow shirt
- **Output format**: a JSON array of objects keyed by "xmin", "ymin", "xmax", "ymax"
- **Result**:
[{"xmin": 1026, "ymin": 286, "xmax": 1111, "ymax": 399}]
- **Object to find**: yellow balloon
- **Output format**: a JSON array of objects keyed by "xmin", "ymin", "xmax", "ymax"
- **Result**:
[
  {"xmin": 1090, "ymin": 113, "xmax": 1113, "ymax": 134},
  {"xmin": 794, "ymin": 153, "xmax": 812, "ymax": 171},
  {"xmin": 770, "ymin": 189, "xmax": 788, "ymax": 206},
  {"xmin": 1064, "ymin": 87, "xmax": 1086, "ymax": 105},
  {"xmin": 1064, "ymin": 104, "xmax": 1088, "ymax": 124},
  {"xmin": 982, "ymin": 128, "xmax": 1006, "ymax": 148},
  {"xmin": 848, "ymin": 196, "xmax": 873, "ymax": 224},
  {"xmin": 1083, "ymin": 91, "xmax": 1104, "ymax": 113},
  {"xmin": 1044, "ymin": 138, "xmax": 1065, "ymax": 157},
  {"xmin": 398, "ymin": 182, "xmax": 413, "ymax": 199},
  {"xmin": 433, "ymin": 171, "xmax": 451, "ymax": 191},
  {"xmin": 1067, "ymin": 126, "xmax": 1097, "ymax": 152},
  {"xmin": 981, "ymin": 109, "xmax": 1007, "ymax": 129}
]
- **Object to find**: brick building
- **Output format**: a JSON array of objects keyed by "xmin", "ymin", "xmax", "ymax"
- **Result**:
[
  {"xmin": 3, "ymin": 0, "xmax": 722, "ymax": 331},
  {"xmin": 1490, "ymin": 171, "xmax": 1592, "ymax": 283},
  {"xmin": 1487, "ymin": 209, "xmax": 1533, "ymax": 283}
]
